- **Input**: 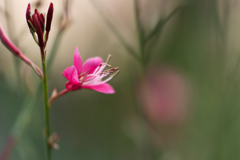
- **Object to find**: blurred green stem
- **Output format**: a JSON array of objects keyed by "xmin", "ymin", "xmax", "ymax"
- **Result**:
[
  {"xmin": 144, "ymin": 7, "xmax": 181, "ymax": 63},
  {"xmin": 41, "ymin": 48, "xmax": 51, "ymax": 160},
  {"xmin": 134, "ymin": 1, "xmax": 156, "ymax": 160},
  {"xmin": 89, "ymin": 0, "xmax": 141, "ymax": 61},
  {"xmin": 134, "ymin": 0, "xmax": 146, "ymax": 68},
  {"xmin": 145, "ymin": 7, "xmax": 181, "ymax": 42}
]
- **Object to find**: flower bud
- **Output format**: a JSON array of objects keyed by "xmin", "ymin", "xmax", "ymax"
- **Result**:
[
  {"xmin": 40, "ymin": 13, "xmax": 45, "ymax": 23},
  {"xmin": 48, "ymin": 133, "xmax": 60, "ymax": 150},
  {"xmin": 46, "ymin": 3, "xmax": 54, "ymax": 32},
  {"xmin": 26, "ymin": 3, "xmax": 32, "ymax": 31},
  {"xmin": 32, "ymin": 14, "xmax": 44, "ymax": 47},
  {"xmin": 34, "ymin": 9, "xmax": 44, "ymax": 32}
]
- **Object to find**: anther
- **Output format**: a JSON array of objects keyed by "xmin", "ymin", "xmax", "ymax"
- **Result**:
[
  {"xmin": 113, "ymin": 67, "xmax": 119, "ymax": 70},
  {"xmin": 102, "ymin": 67, "xmax": 119, "ymax": 74}
]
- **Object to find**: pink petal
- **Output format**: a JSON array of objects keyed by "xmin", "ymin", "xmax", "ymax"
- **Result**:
[
  {"xmin": 82, "ymin": 57, "xmax": 103, "ymax": 74},
  {"xmin": 66, "ymin": 81, "xmax": 82, "ymax": 91},
  {"xmin": 65, "ymin": 81, "xmax": 73, "ymax": 90},
  {"xmin": 62, "ymin": 66, "xmax": 80, "ymax": 84},
  {"xmin": 73, "ymin": 47, "xmax": 82, "ymax": 75},
  {"xmin": 82, "ymin": 83, "xmax": 115, "ymax": 94}
]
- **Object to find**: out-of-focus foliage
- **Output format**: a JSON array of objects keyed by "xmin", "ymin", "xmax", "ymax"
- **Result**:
[{"xmin": 1, "ymin": 0, "xmax": 240, "ymax": 160}]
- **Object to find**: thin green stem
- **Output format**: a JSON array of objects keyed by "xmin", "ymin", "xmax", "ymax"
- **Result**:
[
  {"xmin": 0, "ymin": 24, "xmax": 68, "ymax": 160},
  {"xmin": 134, "ymin": 1, "xmax": 157, "ymax": 159},
  {"xmin": 145, "ymin": 7, "xmax": 181, "ymax": 43},
  {"xmin": 89, "ymin": 0, "xmax": 141, "ymax": 61},
  {"xmin": 134, "ymin": 0, "xmax": 146, "ymax": 68},
  {"xmin": 41, "ymin": 48, "xmax": 51, "ymax": 160}
]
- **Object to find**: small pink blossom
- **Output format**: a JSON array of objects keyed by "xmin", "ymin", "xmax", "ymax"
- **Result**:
[
  {"xmin": 138, "ymin": 67, "xmax": 190, "ymax": 126},
  {"xmin": 63, "ymin": 47, "xmax": 119, "ymax": 94}
]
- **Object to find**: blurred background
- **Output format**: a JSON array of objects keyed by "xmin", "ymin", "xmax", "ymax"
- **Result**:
[{"xmin": 1, "ymin": 0, "xmax": 240, "ymax": 160}]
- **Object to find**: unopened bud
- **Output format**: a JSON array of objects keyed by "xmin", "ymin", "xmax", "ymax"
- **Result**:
[
  {"xmin": 40, "ymin": 13, "xmax": 45, "ymax": 23},
  {"xmin": 32, "ymin": 14, "xmax": 44, "ymax": 47},
  {"xmin": 35, "ymin": 9, "xmax": 44, "ymax": 32},
  {"xmin": 51, "ymin": 88, "xmax": 57, "ymax": 99},
  {"xmin": 48, "ymin": 133, "xmax": 60, "ymax": 150},
  {"xmin": 46, "ymin": 3, "xmax": 54, "ymax": 32},
  {"xmin": 26, "ymin": 3, "xmax": 32, "ymax": 31}
]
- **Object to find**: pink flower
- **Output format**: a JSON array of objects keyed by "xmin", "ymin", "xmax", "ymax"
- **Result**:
[
  {"xmin": 137, "ymin": 67, "xmax": 190, "ymax": 126},
  {"xmin": 63, "ymin": 47, "xmax": 119, "ymax": 94}
]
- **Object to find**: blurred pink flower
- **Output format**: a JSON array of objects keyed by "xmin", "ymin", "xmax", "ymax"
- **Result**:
[
  {"xmin": 138, "ymin": 67, "xmax": 190, "ymax": 126},
  {"xmin": 63, "ymin": 47, "xmax": 119, "ymax": 94}
]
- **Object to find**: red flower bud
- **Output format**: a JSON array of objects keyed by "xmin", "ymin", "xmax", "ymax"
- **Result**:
[
  {"xmin": 40, "ymin": 14, "xmax": 45, "ymax": 32},
  {"xmin": 46, "ymin": 3, "xmax": 54, "ymax": 32},
  {"xmin": 40, "ymin": 13, "xmax": 45, "ymax": 23},
  {"xmin": 33, "ymin": 14, "xmax": 44, "ymax": 48},
  {"xmin": 34, "ymin": 9, "xmax": 44, "ymax": 32},
  {"xmin": 26, "ymin": 3, "xmax": 32, "ymax": 31}
]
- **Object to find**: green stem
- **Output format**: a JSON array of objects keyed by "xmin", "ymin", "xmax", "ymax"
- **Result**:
[
  {"xmin": 134, "ymin": 0, "xmax": 146, "ymax": 68},
  {"xmin": 0, "ymin": 25, "xmax": 68, "ymax": 160},
  {"xmin": 139, "ymin": 37, "xmax": 145, "ymax": 68},
  {"xmin": 41, "ymin": 48, "xmax": 51, "ymax": 160},
  {"xmin": 89, "ymin": 0, "xmax": 141, "ymax": 61}
]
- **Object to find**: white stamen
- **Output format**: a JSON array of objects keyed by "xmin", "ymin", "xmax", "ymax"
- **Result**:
[
  {"xmin": 93, "ymin": 64, "xmax": 106, "ymax": 75},
  {"xmin": 81, "ymin": 55, "xmax": 119, "ymax": 87}
]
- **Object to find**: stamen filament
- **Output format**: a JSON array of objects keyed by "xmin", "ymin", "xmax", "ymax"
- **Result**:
[
  {"xmin": 80, "ymin": 70, "xmax": 89, "ymax": 83},
  {"xmin": 81, "ymin": 55, "xmax": 119, "ymax": 87},
  {"xmin": 110, "ymin": 70, "xmax": 120, "ymax": 78},
  {"xmin": 106, "ymin": 54, "xmax": 111, "ymax": 64}
]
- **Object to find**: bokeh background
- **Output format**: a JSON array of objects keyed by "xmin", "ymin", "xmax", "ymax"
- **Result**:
[{"xmin": 1, "ymin": 0, "xmax": 240, "ymax": 160}]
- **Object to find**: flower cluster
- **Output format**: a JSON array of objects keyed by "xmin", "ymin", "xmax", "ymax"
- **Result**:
[{"xmin": 26, "ymin": 3, "xmax": 53, "ymax": 48}]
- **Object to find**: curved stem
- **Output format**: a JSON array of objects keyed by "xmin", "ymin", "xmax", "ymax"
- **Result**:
[
  {"xmin": 49, "ymin": 89, "xmax": 69, "ymax": 105},
  {"xmin": 41, "ymin": 48, "xmax": 51, "ymax": 160},
  {"xmin": 0, "ymin": 26, "xmax": 43, "ymax": 79}
]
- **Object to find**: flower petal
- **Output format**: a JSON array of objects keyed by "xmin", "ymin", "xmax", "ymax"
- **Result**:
[
  {"xmin": 73, "ymin": 47, "xmax": 82, "ymax": 75},
  {"xmin": 66, "ymin": 81, "xmax": 81, "ymax": 91},
  {"xmin": 62, "ymin": 66, "xmax": 80, "ymax": 84},
  {"xmin": 83, "ymin": 83, "xmax": 115, "ymax": 94},
  {"xmin": 82, "ymin": 57, "xmax": 103, "ymax": 74},
  {"xmin": 65, "ymin": 81, "xmax": 73, "ymax": 90}
]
